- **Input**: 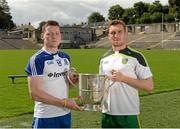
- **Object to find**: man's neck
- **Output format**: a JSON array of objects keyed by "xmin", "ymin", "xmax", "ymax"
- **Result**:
[
  {"xmin": 112, "ymin": 44, "xmax": 127, "ymax": 51},
  {"xmin": 43, "ymin": 46, "xmax": 59, "ymax": 54}
]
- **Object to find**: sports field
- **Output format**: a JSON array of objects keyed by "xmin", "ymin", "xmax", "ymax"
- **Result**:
[{"xmin": 0, "ymin": 49, "xmax": 180, "ymax": 127}]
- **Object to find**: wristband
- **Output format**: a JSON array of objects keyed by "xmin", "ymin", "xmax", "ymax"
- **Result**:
[{"xmin": 63, "ymin": 99, "xmax": 67, "ymax": 107}]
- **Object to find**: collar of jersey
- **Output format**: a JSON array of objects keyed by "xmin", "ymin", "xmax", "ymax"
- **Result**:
[
  {"xmin": 110, "ymin": 46, "xmax": 128, "ymax": 54},
  {"xmin": 42, "ymin": 47, "xmax": 58, "ymax": 56},
  {"xmin": 110, "ymin": 47, "xmax": 136, "ymax": 59}
]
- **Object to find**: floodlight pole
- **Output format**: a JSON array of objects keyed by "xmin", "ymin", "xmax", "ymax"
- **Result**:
[{"xmin": 161, "ymin": 13, "xmax": 164, "ymax": 49}]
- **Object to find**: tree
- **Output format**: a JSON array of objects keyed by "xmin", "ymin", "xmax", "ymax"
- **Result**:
[
  {"xmin": 162, "ymin": 5, "xmax": 169, "ymax": 14},
  {"xmin": 0, "ymin": 0, "xmax": 14, "ymax": 29},
  {"xmin": 0, "ymin": 0, "xmax": 9, "ymax": 14},
  {"xmin": 108, "ymin": 4, "xmax": 124, "ymax": 20},
  {"xmin": 168, "ymin": 0, "xmax": 180, "ymax": 19},
  {"xmin": 134, "ymin": 2, "xmax": 148, "ymax": 18},
  {"xmin": 88, "ymin": 12, "xmax": 105, "ymax": 24},
  {"xmin": 153, "ymin": 0, "xmax": 163, "ymax": 12},
  {"xmin": 168, "ymin": 0, "xmax": 180, "ymax": 7},
  {"xmin": 150, "ymin": 12, "xmax": 162, "ymax": 23},
  {"xmin": 148, "ymin": 1, "xmax": 163, "ymax": 14},
  {"xmin": 165, "ymin": 13, "xmax": 175, "ymax": 22},
  {"xmin": 141, "ymin": 12, "xmax": 151, "ymax": 23},
  {"xmin": 37, "ymin": 21, "xmax": 46, "ymax": 31},
  {"xmin": 122, "ymin": 8, "xmax": 135, "ymax": 24}
]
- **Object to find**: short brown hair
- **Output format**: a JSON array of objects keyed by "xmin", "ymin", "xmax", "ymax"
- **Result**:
[
  {"xmin": 42, "ymin": 20, "xmax": 60, "ymax": 33},
  {"xmin": 107, "ymin": 20, "xmax": 126, "ymax": 33}
]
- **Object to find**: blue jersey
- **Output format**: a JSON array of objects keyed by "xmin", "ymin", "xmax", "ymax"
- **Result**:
[{"xmin": 25, "ymin": 48, "xmax": 71, "ymax": 118}]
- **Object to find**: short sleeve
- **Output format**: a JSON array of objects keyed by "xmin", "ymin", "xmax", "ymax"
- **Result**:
[
  {"xmin": 24, "ymin": 56, "xmax": 44, "ymax": 76},
  {"xmin": 135, "ymin": 56, "xmax": 152, "ymax": 79}
]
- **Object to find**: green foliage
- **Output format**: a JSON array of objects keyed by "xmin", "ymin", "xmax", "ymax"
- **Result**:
[
  {"xmin": 88, "ymin": 12, "xmax": 105, "ymax": 24},
  {"xmin": 140, "ymin": 12, "xmax": 151, "ymax": 24},
  {"xmin": 150, "ymin": 12, "xmax": 162, "ymax": 23},
  {"xmin": 108, "ymin": 4, "xmax": 124, "ymax": 20},
  {"xmin": 105, "ymin": 0, "xmax": 179, "ymax": 24},
  {"xmin": 152, "ymin": 0, "xmax": 163, "ymax": 13},
  {"xmin": 0, "ymin": 0, "xmax": 14, "ymax": 29},
  {"xmin": 168, "ymin": 0, "xmax": 180, "ymax": 19},
  {"xmin": 168, "ymin": 0, "xmax": 180, "ymax": 7},
  {"xmin": 165, "ymin": 13, "xmax": 175, "ymax": 22},
  {"xmin": 148, "ymin": 4, "xmax": 157, "ymax": 14},
  {"xmin": 122, "ymin": 8, "xmax": 135, "ymax": 24},
  {"xmin": 168, "ymin": 6, "xmax": 176, "ymax": 14},
  {"xmin": 148, "ymin": 1, "xmax": 163, "ymax": 14},
  {"xmin": 163, "ymin": 5, "xmax": 169, "ymax": 14},
  {"xmin": 37, "ymin": 21, "xmax": 46, "ymax": 32},
  {"xmin": 134, "ymin": 1, "xmax": 149, "ymax": 18}
]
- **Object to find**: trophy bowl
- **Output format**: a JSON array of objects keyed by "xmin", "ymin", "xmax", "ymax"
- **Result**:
[{"xmin": 78, "ymin": 73, "xmax": 106, "ymax": 111}]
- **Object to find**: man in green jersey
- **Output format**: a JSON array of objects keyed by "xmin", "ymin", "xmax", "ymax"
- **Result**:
[{"xmin": 99, "ymin": 20, "xmax": 154, "ymax": 128}]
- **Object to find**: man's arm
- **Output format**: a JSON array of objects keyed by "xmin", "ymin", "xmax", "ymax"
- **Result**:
[
  {"xmin": 109, "ymin": 70, "xmax": 153, "ymax": 93},
  {"xmin": 27, "ymin": 76, "xmax": 82, "ymax": 110}
]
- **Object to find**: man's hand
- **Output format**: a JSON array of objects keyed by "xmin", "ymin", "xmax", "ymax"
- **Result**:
[
  {"xmin": 110, "ymin": 69, "xmax": 125, "ymax": 82},
  {"xmin": 109, "ymin": 69, "xmax": 153, "ymax": 92},
  {"xmin": 63, "ymin": 98, "xmax": 83, "ymax": 111}
]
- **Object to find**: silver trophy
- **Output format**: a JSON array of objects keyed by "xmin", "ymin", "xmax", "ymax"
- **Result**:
[{"xmin": 78, "ymin": 73, "xmax": 106, "ymax": 111}]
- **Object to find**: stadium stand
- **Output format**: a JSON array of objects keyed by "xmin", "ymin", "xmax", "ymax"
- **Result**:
[
  {"xmin": 0, "ymin": 38, "xmax": 40, "ymax": 49},
  {"xmin": 94, "ymin": 32, "xmax": 178, "ymax": 49}
]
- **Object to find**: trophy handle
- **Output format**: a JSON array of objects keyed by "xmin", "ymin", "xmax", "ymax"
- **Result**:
[
  {"xmin": 101, "ymin": 79, "xmax": 115, "ymax": 108},
  {"xmin": 67, "ymin": 67, "xmax": 78, "ymax": 87}
]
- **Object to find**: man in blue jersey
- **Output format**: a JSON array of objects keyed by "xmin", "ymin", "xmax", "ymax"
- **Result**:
[
  {"xmin": 25, "ymin": 20, "xmax": 82, "ymax": 128},
  {"xmin": 99, "ymin": 20, "xmax": 154, "ymax": 128}
]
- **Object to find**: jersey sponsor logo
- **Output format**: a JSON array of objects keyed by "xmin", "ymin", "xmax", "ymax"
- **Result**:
[
  {"xmin": 48, "ymin": 73, "xmax": 54, "ymax": 77},
  {"xmin": 47, "ymin": 61, "xmax": 54, "ymax": 65},
  {"xmin": 47, "ymin": 72, "xmax": 66, "ymax": 78}
]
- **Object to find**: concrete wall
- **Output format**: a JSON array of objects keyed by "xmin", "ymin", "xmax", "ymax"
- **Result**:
[
  {"xmin": 127, "ymin": 23, "xmax": 178, "ymax": 34},
  {"xmin": 60, "ymin": 27, "xmax": 93, "ymax": 47}
]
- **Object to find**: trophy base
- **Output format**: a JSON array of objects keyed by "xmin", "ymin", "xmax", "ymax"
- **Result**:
[{"xmin": 81, "ymin": 104, "xmax": 101, "ymax": 111}]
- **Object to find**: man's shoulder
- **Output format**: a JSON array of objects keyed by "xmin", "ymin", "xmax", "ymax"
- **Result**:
[
  {"xmin": 58, "ymin": 51, "xmax": 70, "ymax": 60},
  {"xmin": 125, "ymin": 47, "xmax": 147, "ymax": 66},
  {"xmin": 100, "ymin": 49, "xmax": 114, "ymax": 60},
  {"xmin": 58, "ymin": 51, "xmax": 69, "ymax": 56},
  {"xmin": 29, "ymin": 49, "xmax": 47, "ymax": 62}
]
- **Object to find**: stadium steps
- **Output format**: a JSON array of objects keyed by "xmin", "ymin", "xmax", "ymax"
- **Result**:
[
  {"xmin": 95, "ymin": 33, "xmax": 144, "ymax": 48},
  {"xmin": 0, "ymin": 39, "xmax": 18, "ymax": 49},
  {"xmin": 94, "ymin": 32, "xmax": 179, "ymax": 49},
  {"xmin": 0, "ymin": 39, "xmax": 40, "ymax": 49},
  {"xmin": 161, "ymin": 33, "xmax": 180, "ymax": 49},
  {"xmin": 1, "ymin": 39, "xmax": 19, "ymax": 49},
  {"xmin": 148, "ymin": 33, "xmax": 176, "ymax": 49},
  {"xmin": 95, "ymin": 37, "xmax": 111, "ymax": 48}
]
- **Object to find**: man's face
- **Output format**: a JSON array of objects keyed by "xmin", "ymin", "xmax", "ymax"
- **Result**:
[
  {"xmin": 42, "ymin": 25, "xmax": 61, "ymax": 48},
  {"xmin": 108, "ymin": 24, "xmax": 127, "ymax": 48}
]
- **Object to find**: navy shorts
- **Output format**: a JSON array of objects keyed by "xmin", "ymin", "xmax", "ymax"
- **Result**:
[{"xmin": 32, "ymin": 113, "xmax": 71, "ymax": 128}]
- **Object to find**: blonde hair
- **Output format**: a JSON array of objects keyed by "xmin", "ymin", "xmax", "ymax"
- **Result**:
[{"xmin": 107, "ymin": 20, "xmax": 126, "ymax": 33}]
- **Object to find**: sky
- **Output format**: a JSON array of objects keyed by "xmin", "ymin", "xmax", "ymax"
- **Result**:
[{"xmin": 7, "ymin": 0, "xmax": 168, "ymax": 28}]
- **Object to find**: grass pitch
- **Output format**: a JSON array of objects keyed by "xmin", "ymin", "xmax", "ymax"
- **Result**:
[{"xmin": 0, "ymin": 49, "xmax": 180, "ymax": 127}]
